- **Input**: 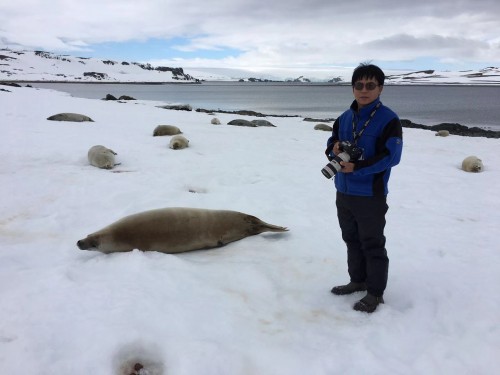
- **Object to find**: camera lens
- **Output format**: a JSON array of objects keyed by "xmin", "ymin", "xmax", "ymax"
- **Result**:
[{"xmin": 321, "ymin": 152, "xmax": 350, "ymax": 179}]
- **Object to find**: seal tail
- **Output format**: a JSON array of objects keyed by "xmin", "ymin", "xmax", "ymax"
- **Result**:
[
  {"xmin": 246, "ymin": 215, "xmax": 289, "ymax": 234},
  {"xmin": 260, "ymin": 222, "xmax": 289, "ymax": 232}
]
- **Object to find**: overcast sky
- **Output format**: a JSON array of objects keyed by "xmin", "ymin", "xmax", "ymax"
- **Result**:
[{"xmin": 1, "ymin": 0, "xmax": 499, "ymax": 75}]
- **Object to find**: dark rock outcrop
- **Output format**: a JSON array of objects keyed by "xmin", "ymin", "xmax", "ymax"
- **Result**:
[
  {"xmin": 158, "ymin": 104, "xmax": 193, "ymax": 111},
  {"xmin": 0, "ymin": 54, "xmax": 16, "ymax": 61},
  {"xmin": 196, "ymin": 108, "xmax": 298, "ymax": 118},
  {"xmin": 0, "ymin": 82, "xmax": 22, "ymax": 87},
  {"xmin": 401, "ymin": 119, "xmax": 500, "ymax": 138},
  {"xmin": 83, "ymin": 72, "xmax": 108, "ymax": 80},
  {"xmin": 104, "ymin": 94, "xmax": 118, "ymax": 100}
]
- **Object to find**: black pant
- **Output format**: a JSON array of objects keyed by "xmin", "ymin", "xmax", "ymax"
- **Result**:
[{"xmin": 336, "ymin": 192, "xmax": 389, "ymax": 297}]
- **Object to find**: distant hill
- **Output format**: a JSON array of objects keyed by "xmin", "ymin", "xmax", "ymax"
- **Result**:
[
  {"xmin": 385, "ymin": 67, "xmax": 500, "ymax": 85},
  {"xmin": 1, "ymin": 48, "xmax": 499, "ymax": 85},
  {"xmin": 0, "ymin": 49, "xmax": 200, "ymax": 83}
]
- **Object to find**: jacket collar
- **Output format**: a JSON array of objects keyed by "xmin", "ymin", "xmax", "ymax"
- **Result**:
[{"xmin": 350, "ymin": 98, "xmax": 381, "ymax": 116}]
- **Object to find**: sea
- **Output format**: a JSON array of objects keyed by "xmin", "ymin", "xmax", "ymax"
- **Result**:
[{"xmin": 28, "ymin": 82, "xmax": 500, "ymax": 130}]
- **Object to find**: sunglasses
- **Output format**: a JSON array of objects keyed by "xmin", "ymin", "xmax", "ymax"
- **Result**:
[{"xmin": 353, "ymin": 82, "xmax": 379, "ymax": 91}]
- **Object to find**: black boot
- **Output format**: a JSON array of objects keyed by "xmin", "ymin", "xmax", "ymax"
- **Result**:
[
  {"xmin": 331, "ymin": 282, "xmax": 367, "ymax": 295},
  {"xmin": 353, "ymin": 293, "xmax": 384, "ymax": 313}
]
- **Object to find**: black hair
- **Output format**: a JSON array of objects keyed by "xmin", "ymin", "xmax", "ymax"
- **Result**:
[{"xmin": 351, "ymin": 63, "xmax": 385, "ymax": 86}]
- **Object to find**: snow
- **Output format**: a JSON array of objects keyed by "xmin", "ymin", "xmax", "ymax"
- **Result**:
[{"xmin": 1, "ymin": 85, "xmax": 499, "ymax": 375}]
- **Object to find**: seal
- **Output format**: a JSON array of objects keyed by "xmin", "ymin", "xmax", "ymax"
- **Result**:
[
  {"xmin": 435, "ymin": 130, "xmax": 450, "ymax": 137},
  {"xmin": 169, "ymin": 135, "xmax": 189, "ymax": 150},
  {"xmin": 314, "ymin": 123, "xmax": 333, "ymax": 131},
  {"xmin": 461, "ymin": 155, "xmax": 484, "ymax": 172},
  {"xmin": 153, "ymin": 125, "xmax": 182, "ymax": 136},
  {"xmin": 88, "ymin": 145, "xmax": 118, "ymax": 169},
  {"xmin": 47, "ymin": 113, "xmax": 94, "ymax": 122},
  {"xmin": 227, "ymin": 119, "xmax": 256, "ymax": 127},
  {"xmin": 76, "ymin": 207, "xmax": 288, "ymax": 254}
]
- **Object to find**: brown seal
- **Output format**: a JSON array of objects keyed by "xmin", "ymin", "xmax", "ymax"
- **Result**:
[
  {"xmin": 47, "ymin": 113, "xmax": 94, "ymax": 122},
  {"xmin": 153, "ymin": 125, "xmax": 182, "ymax": 136},
  {"xmin": 76, "ymin": 207, "xmax": 288, "ymax": 254}
]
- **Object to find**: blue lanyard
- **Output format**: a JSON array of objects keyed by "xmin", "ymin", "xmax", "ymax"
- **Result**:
[{"xmin": 352, "ymin": 102, "xmax": 381, "ymax": 142}]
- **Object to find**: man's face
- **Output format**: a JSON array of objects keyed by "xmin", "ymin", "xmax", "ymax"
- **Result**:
[{"xmin": 352, "ymin": 77, "xmax": 383, "ymax": 109}]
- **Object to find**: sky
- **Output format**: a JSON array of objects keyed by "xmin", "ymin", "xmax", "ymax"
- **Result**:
[
  {"xmin": 1, "ymin": 0, "xmax": 500, "ymax": 76},
  {"xmin": 1, "ymin": 83, "xmax": 499, "ymax": 374}
]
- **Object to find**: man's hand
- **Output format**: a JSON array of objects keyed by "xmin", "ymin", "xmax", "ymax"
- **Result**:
[
  {"xmin": 340, "ymin": 161, "xmax": 355, "ymax": 173},
  {"xmin": 333, "ymin": 141, "xmax": 340, "ymax": 155}
]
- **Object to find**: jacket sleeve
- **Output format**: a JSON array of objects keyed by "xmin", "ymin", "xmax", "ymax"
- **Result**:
[
  {"xmin": 353, "ymin": 118, "xmax": 403, "ymax": 176},
  {"xmin": 325, "ymin": 118, "xmax": 340, "ymax": 160}
]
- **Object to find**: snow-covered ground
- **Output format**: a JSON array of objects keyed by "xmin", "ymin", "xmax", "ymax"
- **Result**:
[
  {"xmin": 2, "ymin": 48, "xmax": 500, "ymax": 84},
  {"xmin": 1, "ymin": 85, "xmax": 499, "ymax": 374}
]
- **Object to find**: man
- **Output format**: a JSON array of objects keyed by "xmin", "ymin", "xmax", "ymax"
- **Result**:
[{"xmin": 325, "ymin": 63, "xmax": 403, "ymax": 313}]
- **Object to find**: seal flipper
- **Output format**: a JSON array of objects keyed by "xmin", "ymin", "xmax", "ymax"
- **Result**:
[{"xmin": 245, "ymin": 215, "xmax": 289, "ymax": 235}]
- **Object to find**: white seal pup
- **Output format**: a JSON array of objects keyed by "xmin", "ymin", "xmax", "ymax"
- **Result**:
[
  {"xmin": 47, "ymin": 113, "xmax": 94, "ymax": 122},
  {"xmin": 461, "ymin": 156, "xmax": 484, "ymax": 173},
  {"xmin": 88, "ymin": 145, "xmax": 118, "ymax": 169},
  {"xmin": 76, "ymin": 207, "xmax": 289, "ymax": 254},
  {"xmin": 211, "ymin": 117, "xmax": 221, "ymax": 125},
  {"xmin": 169, "ymin": 135, "xmax": 189, "ymax": 150},
  {"xmin": 153, "ymin": 125, "xmax": 182, "ymax": 136},
  {"xmin": 435, "ymin": 130, "xmax": 450, "ymax": 137}
]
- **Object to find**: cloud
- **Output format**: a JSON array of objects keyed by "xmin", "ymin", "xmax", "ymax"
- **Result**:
[{"xmin": 1, "ymin": 0, "xmax": 499, "ymax": 71}]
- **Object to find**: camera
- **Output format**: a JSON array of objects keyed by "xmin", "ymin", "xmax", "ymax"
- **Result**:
[{"xmin": 321, "ymin": 141, "xmax": 364, "ymax": 179}]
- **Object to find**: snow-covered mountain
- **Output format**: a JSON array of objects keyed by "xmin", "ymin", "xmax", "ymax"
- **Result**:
[
  {"xmin": 1, "ymin": 48, "xmax": 499, "ymax": 85},
  {"xmin": 0, "ymin": 49, "xmax": 199, "ymax": 83},
  {"xmin": 385, "ymin": 67, "xmax": 500, "ymax": 85}
]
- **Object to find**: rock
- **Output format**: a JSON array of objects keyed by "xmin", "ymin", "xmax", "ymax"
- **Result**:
[
  {"xmin": 0, "ymin": 82, "xmax": 22, "ymax": 87},
  {"xmin": 83, "ymin": 72, "xmax": 108, "ymax": 80},
  {"xmin": 104, "ymin": 94, "xmax": 117, "ymax": 100},
  {"xmin": 158, "ymin": 104, "xmax": 192, "ymax": 111},
  {"xmin": 401, "ymin": 119, "xmax": 500, "ymax": 139},
  {"xmin": 196, "ymin": 108, "xmax": 298, "ymax": 118}
]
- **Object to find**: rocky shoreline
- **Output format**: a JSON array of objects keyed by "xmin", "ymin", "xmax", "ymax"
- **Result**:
[
  {"xmin": 399, "ymin": 119, "xmax": 500, "ymax": 139},
  {"xmin": 2, "ymin": 82, "xmax": 499, "ymax": 138},
  {"xmin": 195, "ymin": 107, "xmax": 500, "ymax": 138}
]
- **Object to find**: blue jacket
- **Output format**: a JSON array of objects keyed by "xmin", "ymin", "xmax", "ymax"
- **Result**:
[{"xmin": 326, "ymin": 98, "xmax": 403, "ymax": 196}]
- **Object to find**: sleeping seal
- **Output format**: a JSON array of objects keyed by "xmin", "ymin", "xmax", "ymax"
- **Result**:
[
  {"xmin": 47, "ymin": 113, "xmax": 94, "ymax": 122},
  {"xmin": 153, "ymin": 125, "xmax": 182, "ymax": 136},
  {"xmin": 461, "ymin": 155, "xmax": 484, "ymax": 173},
  {"xmin": 88, "ymin": 145, "xmax": 118, "ymax": 169},
  {"xmin": 169, "ymin": 135, "xmax": 189, "ymax": 150},
  {"xmin": 77, "ymin": 207, "xmax": 288, "ymax": 254}
]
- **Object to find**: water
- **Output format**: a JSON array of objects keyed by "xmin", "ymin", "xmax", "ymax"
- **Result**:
[{"xmin": 28, "ymin": 82, "xmax": 500, "ymax": 130}]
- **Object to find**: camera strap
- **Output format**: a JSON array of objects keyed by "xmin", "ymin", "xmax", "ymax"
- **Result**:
[{"xmin": 352, "ymin": 102, "xmax": 381, "ymax": 142}]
